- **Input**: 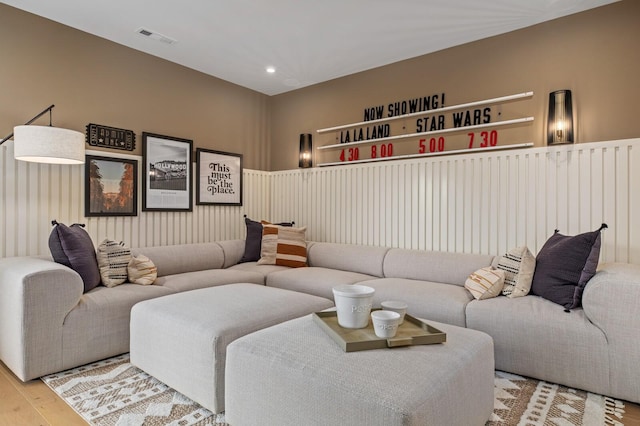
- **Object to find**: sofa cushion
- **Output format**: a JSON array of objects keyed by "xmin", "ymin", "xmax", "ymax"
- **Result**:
[
  {"xmin": 217, "ymin": 239, "xmax": 246, "ymax": 268},
  {"xmin": 127, "ymin": 255, "xmax": 157, "ymax": 285},
  {"xmin": 258, "ymin": 225, "xmax": 307, "ymax": 268},
  {"xmin": 154, "ymin": 269, "xmax": 264, "ymax": 292},
  {"xmin": 466, "ymin": 295, "xmax": 609, "ymax": 392},
  {"xmin": 48, "ymin": 220, "xmax": 101, "ymax": 293},
  {"xmin": 132, "ymin": 242, "xmax": 224, "ymax": 277},
  {"xmin": 96, "ymin": 239, "xmax": 132, "ymax": 287},
  {"xmin": 266, "ymin": 267, "xmax": 375, "ymax": 300},
  {"xmin": 531, "ymin": 224, "xmax": 607, "ymax": 310},
  {"xmin": 227, "ymin": 261, "xmax": 290, "ymax": 278},
  {"xmin": 495, "ymin": 246, "xmax": 536, "ymax": 298},
  {"xmin": 61, "ymin": 283, "xmax": 175, "ymax": 368},
  {"xmin": 383, "ymin": 248, "xmax": 494, "ymax": 286},
  {"xmin": 465, "ymin": 267, "xmax": 505, "ymax": 300},
  {"xmin": 307, "ymin": 242, "xmax": 389, "ymax": 277},
  {"xmin": 361, "ymin": 278, "xmax": 473, "ymax": 327}
]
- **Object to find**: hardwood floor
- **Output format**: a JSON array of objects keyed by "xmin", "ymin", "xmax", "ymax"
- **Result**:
[
  {"xmin": 0, "ymin": 361, "xmax": 87, "ymax": 426},
  {"xmin": 1, "ymin": 359, "xmax": 639, "ymax": 425},
  {"xmin": 626, "ymin": 402, "xmax": 640, "ymax": 425}
]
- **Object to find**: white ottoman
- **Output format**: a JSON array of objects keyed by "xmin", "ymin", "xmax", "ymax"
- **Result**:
[
  {"xmin": 226, "ymin": 315, "xmax": 495, "ymax": 426},
  {"xmin": 129, "ymin": 283, "xmax": 334, "ymax": 413}
]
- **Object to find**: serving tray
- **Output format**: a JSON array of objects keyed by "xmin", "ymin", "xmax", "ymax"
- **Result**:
[{"xmin": 312, "ymin": 310, "xmax": 446, "ymax": 352}]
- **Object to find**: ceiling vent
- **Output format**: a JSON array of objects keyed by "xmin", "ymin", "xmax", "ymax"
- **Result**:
[{"xmin": 135, "ymin": 27, "xmax": 177, "ymax": 45}]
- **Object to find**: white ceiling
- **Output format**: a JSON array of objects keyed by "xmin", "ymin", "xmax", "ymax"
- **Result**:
[{"xmin": 2, "ymin": 0, "xmax": 619, "ymax": 96}]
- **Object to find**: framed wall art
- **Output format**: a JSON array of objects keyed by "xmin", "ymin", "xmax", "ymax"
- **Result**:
[
  {"xmin": 86, "ymin": 123, "xmax": 136, "ymax": 151},
  {"xmin": 142, "ymin": 132, "xmax": 193, "ymax": 212},
  {"xmin": 196, "ymin": 148, "xmax": 243, "ymax": 206},
  {"xmin": 85, "ymin": 154, "xmax": 138, "ymax": 217}
]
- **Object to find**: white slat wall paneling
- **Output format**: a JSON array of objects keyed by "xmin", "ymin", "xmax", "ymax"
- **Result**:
[
  {"xmin": 0, "ymin": 142, "xmax": 270, "ymax": 256},
  {"xmin": 269, "ymin": 138, "xmax": 640, "ymax": 264},
  {"xmin": 1, "ymin": 139, "xmax": 638, "ymax": 264}
]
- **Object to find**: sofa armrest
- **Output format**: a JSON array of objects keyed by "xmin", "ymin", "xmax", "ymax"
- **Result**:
[
  {"xmin": 582, "ymin": 262, "xmax": 640, "ymax": 402},
  {"xmin": 0, "ymin": 257, "xmax": 83, "ymax": 381}
]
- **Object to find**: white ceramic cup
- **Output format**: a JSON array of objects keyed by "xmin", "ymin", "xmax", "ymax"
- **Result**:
[
  {"xmin": 332, "ymin": 284, "xmax": 375, "ymax": 329},
  {"xmin": 371, "ymin": 310, "xmax": 401, "ymax": 338},
  {"xmin": 381, "ymin": 300, "xmax": 408, "ymax": 324}
]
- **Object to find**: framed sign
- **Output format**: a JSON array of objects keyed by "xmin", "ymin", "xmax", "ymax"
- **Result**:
[
  {"xmin": 315, "ymin": 91, "xmax": 534, "ymax": 166},
  {"xmin": 142, "ymin": 132, "xmax": 193, "ymax": 212},
  {"xmin": 85, "ymin": 154, "xmax": 138, "ymax": 217},
  {"xmin": 86, "ymin": 123, "xmax": 135, "ymax": 151},
  {"xmin": 196, "ymin": 148, "xmax": 243, "ymax": 206}
]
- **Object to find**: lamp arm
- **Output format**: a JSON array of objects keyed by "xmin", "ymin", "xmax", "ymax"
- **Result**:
[{"xmin": 0, "ymin": 104, "xmax": 56, "ymax": 145}]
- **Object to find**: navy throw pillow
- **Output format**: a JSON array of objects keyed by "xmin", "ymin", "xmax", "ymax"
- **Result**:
[
  {"xmin": 49, "ymin": 220, "xmax": 101, "ymax": 293},
  {"xmin": 530, "ymin": 224, "xmax": 607, "ymax": 310},
  {"xmin": 239, "ymin": 217, "xmax": 264, "ymax": 263}
]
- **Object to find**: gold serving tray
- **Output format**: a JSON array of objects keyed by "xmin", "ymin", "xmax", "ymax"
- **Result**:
[{"xmin": 312, "ymin": 310, "xmax": 446, "ymax": 352}]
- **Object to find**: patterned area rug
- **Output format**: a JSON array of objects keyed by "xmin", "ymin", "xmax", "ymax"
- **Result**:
[{"xmin": 42, "ymin": 354, "xmax": 625, "ymax": 426}]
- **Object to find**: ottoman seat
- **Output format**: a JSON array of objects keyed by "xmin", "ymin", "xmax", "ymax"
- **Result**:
[
  {"xmin": 129, "ymin": 283, "xmax": 334, "ymax": 413},
  {"xmin": 226, "ymin": 315, "xmax": 495, "ymax": 426}
]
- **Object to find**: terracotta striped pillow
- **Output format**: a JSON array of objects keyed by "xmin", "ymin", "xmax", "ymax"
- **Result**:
[{"xmin": 257, "ymin": 224, "xmax": 307, "ymax": 268}]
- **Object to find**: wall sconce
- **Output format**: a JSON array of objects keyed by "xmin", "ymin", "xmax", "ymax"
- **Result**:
[
  {"xmin": 547, "ymin": 90, "xmax": 574, "ymax": 144},
  {"xmin": 299, "ymin": 133, "xmax": 312, "ymax": 168},
  {"xmin": 0, "ymin": 104, "xmax": 85, "ymax": 164}
]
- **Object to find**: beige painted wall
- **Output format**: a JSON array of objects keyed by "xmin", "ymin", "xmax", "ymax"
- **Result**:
[
  {"xmin": 270, "ymin": 1, "xmax": 640, "ymax": 170},
  {"xmin": 2, "ymin": 2, "xmax": 639, "ymax": 172},
  {"xmin": 0, "ymin": 4, "xmax": 271, "ymax": 170}
]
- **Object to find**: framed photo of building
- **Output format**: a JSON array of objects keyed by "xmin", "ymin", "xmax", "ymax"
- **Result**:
[
  {"xmin": 196, "ymin": 148, "xmax": 243, "ymax": 205},
  {"xmin": 142, "ymin": 132, "xmax": 193, "ymax": 212},
  {"xmin": 85, "ymin": 154, "xmax": 138, "ymax": 217}
]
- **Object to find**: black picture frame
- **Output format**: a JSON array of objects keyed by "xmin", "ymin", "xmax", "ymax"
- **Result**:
[
  {"xmin": 196, "ymin": 148, "xmax": 243, "ymax": 206},
  {"xmin": 85, "ymin": 154, "xmax": 138, "ymax": 217},
  {"xmin": 142, "ymin": 132, "xmax": 193, "ymax": 212}
]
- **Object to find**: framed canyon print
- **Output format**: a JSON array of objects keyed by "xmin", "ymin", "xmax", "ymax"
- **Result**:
[{"xmin": 85, "ymin": 154, "xmax": 138, "ymax": 217}]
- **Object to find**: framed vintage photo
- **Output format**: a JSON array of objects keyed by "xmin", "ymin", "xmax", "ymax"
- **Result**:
[
  {"xmin": 196, "ymin": 149, "xmax": 243, "ymax": 205},
  {"xmin": 85, "ymin": 154, "xmax": 138, "ymax": 217},
  {"xmin": 142, "ymin": 132, "xmax": 193, "ymax": 212}
]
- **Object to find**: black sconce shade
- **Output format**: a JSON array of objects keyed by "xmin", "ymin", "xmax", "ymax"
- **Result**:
[
  {"xmin": 299, "ymin": 133, "xmax": 312, "ymax": 168},
  {"xmin": 547, "ymin": 90, "xmax": 574, "ymax": 144}
]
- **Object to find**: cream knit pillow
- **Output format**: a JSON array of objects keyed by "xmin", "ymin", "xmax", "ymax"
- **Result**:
[
  {"xmin": 496, "ymin": 246, "xmax": 536, "ymax": 298},
  {"xmin": 96, "ymin": 239, "xmax": 131, "ymax": 287}
]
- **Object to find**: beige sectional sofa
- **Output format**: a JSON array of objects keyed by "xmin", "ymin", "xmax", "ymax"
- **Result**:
[{"xmin": 1, "ymin": 239, "xmax": 638, "ymax": 405}]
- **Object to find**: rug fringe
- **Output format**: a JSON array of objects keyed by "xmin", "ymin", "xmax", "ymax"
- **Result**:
[{"xmin": 604, "ymin": 396, "xmax": 625, "ymax": 425}]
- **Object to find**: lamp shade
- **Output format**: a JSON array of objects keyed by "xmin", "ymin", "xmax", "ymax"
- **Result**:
[
  {"xmin": 13, "ymin": 125, "xmax": 85, "ymax": 164},
  {"xmin": 299, "ymin": 133, "xmax": 312, "ymax": 168},
  {"xmin": 547, "ymin": 90, "xmax": 574, "ymax": 144}
]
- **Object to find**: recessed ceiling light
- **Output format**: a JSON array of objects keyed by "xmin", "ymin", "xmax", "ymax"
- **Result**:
[{"xmin": 266, "ymin": 66, "xmax": 276, "ymax": 73}]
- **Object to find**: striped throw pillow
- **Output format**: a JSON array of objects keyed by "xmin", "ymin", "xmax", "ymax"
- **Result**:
[
  {"xmin": 127, "ymin": 254, "xmax": 157, "ymax": 285},
  {"xmin": 496, "ymin": 246, "xmax": 536, "ymax": 298},
  {"xmin": 257, "ymin": 224, "xmax": 307, "ymax": 268},
  {"xmin": 465, "ymin": 267, "xmax": 505, "ymax": 300},
  {"xmin": 96, "ymin": 239, "xmax": 132, "ymax": 287}
]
